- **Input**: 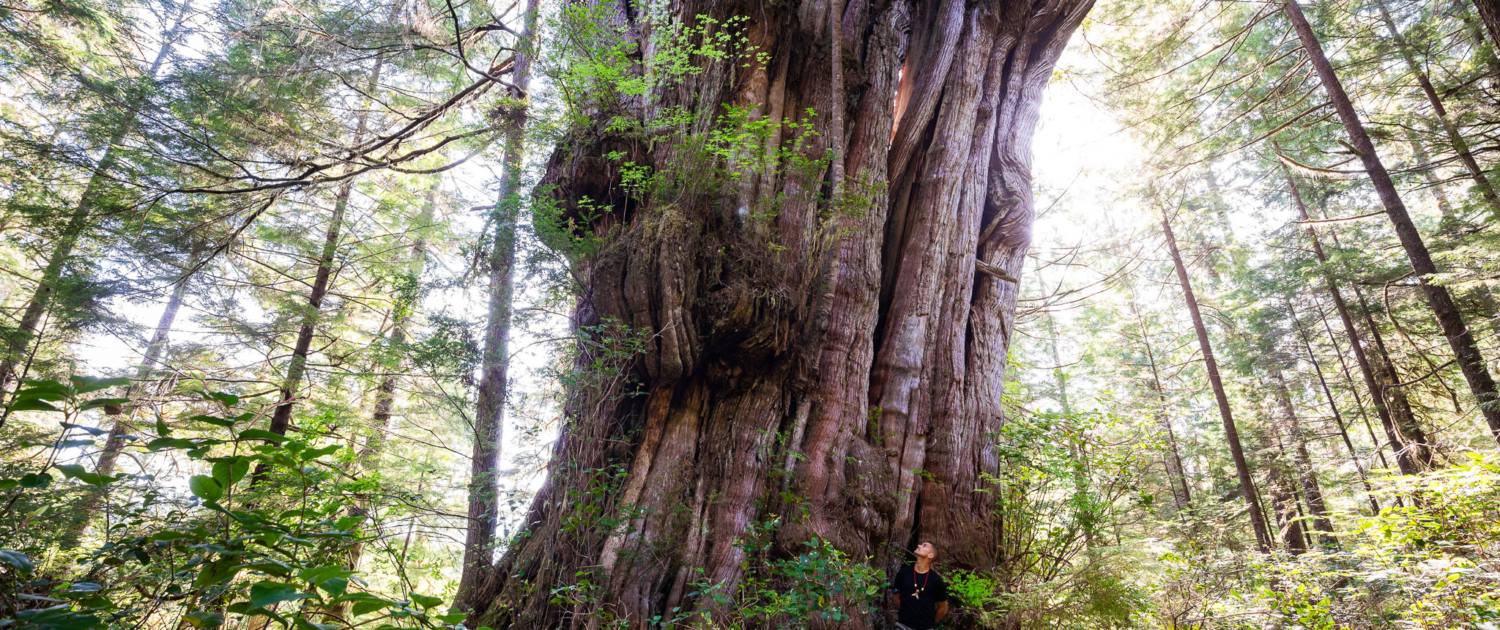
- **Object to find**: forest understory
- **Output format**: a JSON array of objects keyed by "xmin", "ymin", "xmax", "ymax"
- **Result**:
[{"xmin": 2, "ymin": 0, "xmax": 1500, "ymax": 628}]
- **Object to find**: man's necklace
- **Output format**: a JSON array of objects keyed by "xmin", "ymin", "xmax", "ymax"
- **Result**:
[{"xmin": 913, "ymin": 568, "xmax": 930, "ymax": 600}]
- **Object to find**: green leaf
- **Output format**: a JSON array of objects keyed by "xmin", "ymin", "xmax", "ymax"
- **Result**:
[
  {"xmin": 148, "ymin": 437, "xmax": 197, "ymax": 451},
  {"xmin": 155, "ymin": 416, "xmax": 172, "ymax": 437},
  {"xmin": 189, "ymin": 414, "xmax": 237, "ymax": 428},
  {"xmin": 188, "ymin": 475, "xmax": 223, "ymax": 503},
  {"xmin": 79, "ymin": 398, "xmax": 130, "ymax": 411},
  {"xmin": 194, "ymin": 558, "xmax": 241, "ymax": 588},
  {"xmin": 19, "ymin": 472, "xmax": 52, "ymax": 488},
  {"xmin": 0, "ymin": 549, "xmax": 35, "ymax": 574},
  {"xmin": 317, "ymin": 577, "xmax": 348, "ymax": 598},
  {"xmin": 182, "ymin": 612, "xmax": 225, "ymax": 629},
  {"xmin": 409, "ymin": 592, "xmax": 442, "ymax": 610},
  {"xmin": 16, "ymin": 379, "xmax": 68, "ymax": 399},
  {"xmin": 349, "ymin": 597, "xmax": 394, "ymax": 617},
  {"xmin": 300, "ymin": 445, "xmax": 340, "ymax": 461},
  {"xmin": 60, "ymin": 422, "xmax": 109, "ymax": 436},
  {"xmin": 212, "ymin": 459, "xmax": 250, "ymax": 488},
  {"xmin": 16, "ymin": 606, "xmax": 101, "ymax": 630},
  {"xmin": 71, "ymin": 375, "xmax": 130, "ymax": 394},
  {"xmin": 248, "ymin": 582, "xmax": 313, "ymax": 610},
  {"xmin": 8, "ymin": 398, "xmax": 61, "ymax": 413},
  {"xmin": 203, "ymin": 391, "xmax": 240, "ymax": 407},
  {"xmin": 294, "ymin": 617, "xmax": 338, "ymax": 630},
  {"xmin": 55, "ymin": 464, "xmax": 113, "ymax": 487},
  {"xmin": 238, "ymin": 429, "xmax": 284, "ymax": 442}
]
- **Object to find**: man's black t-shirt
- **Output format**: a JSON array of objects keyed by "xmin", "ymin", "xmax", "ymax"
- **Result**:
[{"xmin": 891, "ymin": 565, "xmax": 947, "ymax": 629}]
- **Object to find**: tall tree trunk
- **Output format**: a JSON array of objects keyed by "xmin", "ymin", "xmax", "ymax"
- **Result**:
[
  {"xmin": 1283, "ymin": 156, "xmax": 1431, "ymax": 474},
  {"xmin": 1046, "ymin": 312, "xmax": 1072, "ymax": 415},
  {"xmin": 262, "ymin": 23, "xmax": 391, "ymax": 446},
  {"xmin": 1403, "ymin": 128, "xmax": 1457, "ymax": 224},
  {"xmin": 1267, "ymin": 369, "xmax": 1336, "ymax": 545},
  {"xmin": 468, "ymin": 1, "xmax": 1095, "ymax": 627},
  {"xmin": 1316, "ymin": 300, "xmax": 1397, "ymax": 477},
  {"xmin": 458, "ymin": 0, "xmax": 540, "ymax": 611},
  {"xmin": 1474, "ymin": 0, "xmax": 1500, "ymax": 53},
  {"xmin": 58, "ymin": 264, "xmax": 195, "ymax": 550},
  {"xmin": 326, "ymin": 184, "xmax": 439, "ymax": 622},
  {"xmin": 1134, "ymin": 300, "xmax": 1192, "ymax": 515},
  {"xmin": 1289, "ymin": 300, "xmax": 1379, "ymax": 514},
  {"xmin": 1284, "ymin": 0, "xmax": 1500, "ymax": 445},
  {"xmin": 1352, "ymin": 286, "xmax": 1436, "ymax": 470},
  {"xmin": 1377, "ymin": 0, "xmax": 1500, "ymax": 218},
  {"xmin": 1160, "ymin": 212, "xmax": 1271, "ymax": 552},
  {"xmin": 1258, "ymin": 418, "xmax": 1307, "ymax": 554},
  {"xmin": 0, "ymin": 16, "xmax": 186, "ymax": 393}
]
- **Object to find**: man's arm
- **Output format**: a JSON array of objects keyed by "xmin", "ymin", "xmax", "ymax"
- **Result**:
[{"xmin": 935, "ymin": 601, "xmax": 948, "ymax": 622}]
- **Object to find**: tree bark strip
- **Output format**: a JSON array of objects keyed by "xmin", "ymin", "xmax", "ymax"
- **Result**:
[
  {"xmin": 1161, "ymin": 212, "xmax": 1271, "ymax": 552},
  {"xmin": 1284, "ymin": 0, "xmax": 1500, "ymax": 444},
  {"xmin": 1267, "ymin": 369, "xmax": 1336, "ymax": 544},
  {"xmin": 458, "ymin": 0, "xmax": 541, "ymax": 610}
]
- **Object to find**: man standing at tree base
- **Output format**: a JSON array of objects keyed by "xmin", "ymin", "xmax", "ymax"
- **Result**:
[{"xmin": 890, "ymin": 541, "xmax": 949, "ymax": 629}]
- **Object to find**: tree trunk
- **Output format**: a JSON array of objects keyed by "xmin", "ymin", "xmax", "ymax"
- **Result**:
[
  {"xmin": 1283, "ymin": 157, "xmax": 1431, "ymax": 474},
  {"xmin": 262, "ymin": 25, "xmax": 391, "ymax": 447},
  {"xmin": 1134, "ymin": 300, "xmax": 1192, "ymax": 515},
  {"xmin": 468, "ymin": 0, "xmax": 1095, "ymax": 627},
  {"xmin": 1352, "ymin": 286, "xmax": 1436, "ymax": 470},
  {"xmin": 1257, "ymin": 418, "xmax": 1307, "ymax": 555},
  {"xmin": 1474, "ymin": 0, "xmax": 1500, "ymax": 53},
  {"xmin": 0, "ymin": 18, "xmax": 185, "ymax": 393},
  {"xmin": 1288, "ymin": 300, "xmax": 1379, "ymax": 514},
  {"xmin": 458, "ymin": 0, "xmax": 540, "ymax": 611},
  {"xmin": 1267, "ymin": 369, "xmax": 1336, "ymax": 545},
  {"xmin": 1160, "ymin": 213, "xmax": 1271, "ymax": 553},
  {"xmin": 58, "ymin": 265, "xmax": 195, "ymax": 550},
  {"xmin": 1377, "ymin": 0, "xmax": 1500, "ymax": 219},
  {"xmin": 1284, "ymin": 0, "xmax": 1500, "ymax": 445}
]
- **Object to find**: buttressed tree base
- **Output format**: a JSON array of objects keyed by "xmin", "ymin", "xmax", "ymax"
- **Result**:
[{"xmin": 467, "ymin": 0, "xmax": 1095, "ymax": 626}]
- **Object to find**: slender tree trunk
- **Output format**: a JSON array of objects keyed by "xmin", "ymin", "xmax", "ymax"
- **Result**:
[
  {"xmin": 1377, "ymin": 0, "xmax": 1500, "ymax": 218},
  {"xmin": 1262, "ymin": 425, "xmax": 1307, "ymax": 555},
  {"xmin": 1285, "ymin": 0, "xmax": 1500, "ymax": 445},
  {"xmin": 263, "ymin": 26, "xmax": 391, "ymax": 446},
  {"xmin": 1315, "ymin": 303, "xmax": 1390, "ymax": 470},
  {"xmin": 1160, "ymin": 212, "xmax": 1271, "ymax": 552},
  {"xmin": 326, "ymin": 185, "xmax": 439, "ymax": 622},
  {"xmin": 1046, "ymin": 313, "xmax": 1072, "ymax": 415},
  {"xmin": 1284, "ymin": 159, "xmax": 1431, "ymax": 474},
  {"xmin": 0, "ymin": 18, "xmax": 185, "ymax": 392},
  {"xmin": 1404, "ymin": 128, "xmax": 1457, "ymax": 224},
  {"xmin": 458, "ymin": 0, "xmax": 540, "ymax": 611},
  {"xmin": 469, "ymin": 1, "xmax": 1096, "ymax": 627},
  {"xmin": 1289, "ymin": 300, "xmax": 1379, "ymax": 514},
  {"xmin": 58, "ymin": 265, "xmax": 195, "ymax": 549},
  {"xmin": 1134, "ymin": 301, "xmax": 1192, "ymax": 514},
  {"xmin": 1267, "ymin": 369, "xmax": 1336, "ymax": 545}
]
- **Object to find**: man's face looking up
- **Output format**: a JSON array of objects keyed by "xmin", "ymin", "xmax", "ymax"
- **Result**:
[{"xmin": 915, "ymin": 542, "xmax": 936, "ymax": 560}]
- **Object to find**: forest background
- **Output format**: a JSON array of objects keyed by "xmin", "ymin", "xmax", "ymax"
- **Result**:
[{"xmin": 2, "ymin": 0, "xmax": 1499, "ymax": 628}]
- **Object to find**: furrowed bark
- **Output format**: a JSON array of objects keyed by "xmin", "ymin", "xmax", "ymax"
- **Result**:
[
  {"xmin": 469, "ymin": 1, "xmax": 1095, "ymax": 627},
  {"xmin": 458, "ymin": 0, "xmax": 540, "ymax": 611},
  {"xmin": 1161, "ymin": 212, "xmax": 1271, "ymax": 553},
  {"xmin": 1474, "ymin": 0, "xmax": 1500, "ymax": 54},
  {"xmin": 1256, "ymin": 413, "xmax": 1306, "ymax": 554},
  {"xmin": 1284, "ymin": 0, "xmax": 1500, "ymax": 445}
]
